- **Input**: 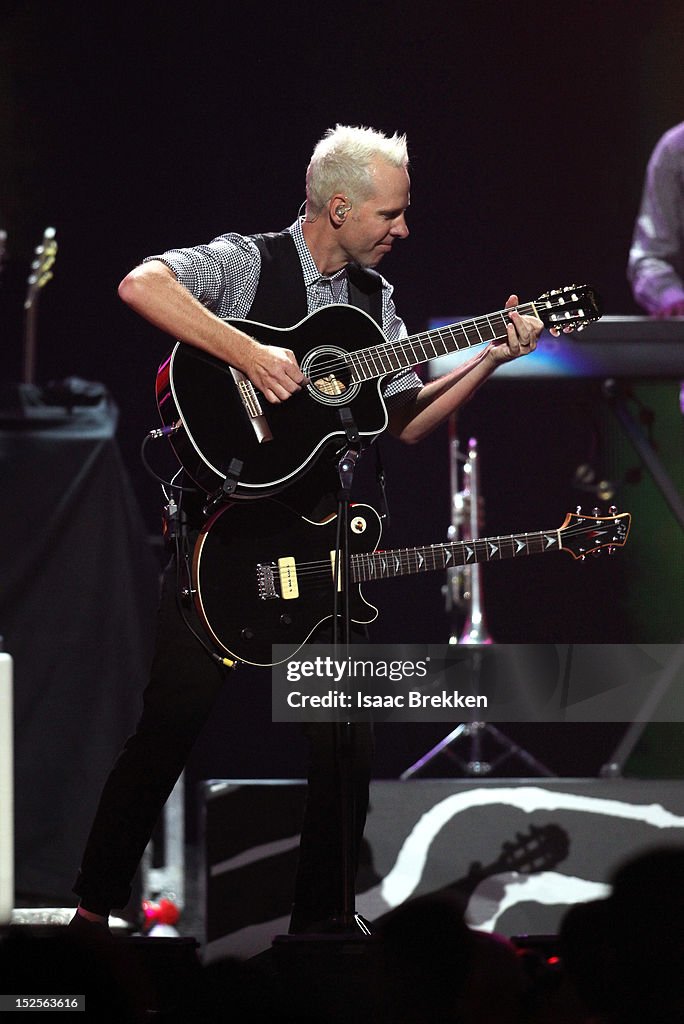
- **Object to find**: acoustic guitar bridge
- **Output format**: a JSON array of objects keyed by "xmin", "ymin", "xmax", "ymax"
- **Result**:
[{"xmin": 230, "ymin": 367, "xmax": 273, "ymax": 443}]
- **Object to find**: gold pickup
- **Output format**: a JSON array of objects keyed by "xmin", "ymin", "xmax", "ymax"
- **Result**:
[{"xmin": 278, "ymin": 557, "xmax": 298, "ymax": 599}]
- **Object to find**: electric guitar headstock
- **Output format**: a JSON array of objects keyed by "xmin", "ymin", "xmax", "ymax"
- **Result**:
[
  {"xmin": 559, "ymin": 506, "xmax": 631, "ymax": 560},
  {"xmin": 535, "ymin": 284, "xmax": 603, "ymax": 333}
]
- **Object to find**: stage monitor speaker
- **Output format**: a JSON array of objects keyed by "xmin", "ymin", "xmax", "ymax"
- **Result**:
[{"xmin": 201, "ymin": 778, "xmax": 684, "ymax": 961}]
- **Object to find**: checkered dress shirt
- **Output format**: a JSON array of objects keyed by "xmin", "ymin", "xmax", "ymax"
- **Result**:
[{"xmin": 146, "ymin": 218, "xmax": 422, "ymax": 406}]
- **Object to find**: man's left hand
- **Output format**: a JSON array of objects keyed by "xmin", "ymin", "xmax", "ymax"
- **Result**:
[{"xmin": 488, "ymin": 294, "xmax": 544, "ymax": 364}]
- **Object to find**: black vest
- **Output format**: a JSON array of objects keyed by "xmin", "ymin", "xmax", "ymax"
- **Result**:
[
  {"xmin": 249, "ymin": 230, "xmax": 384, "ymax": 329},
  {"xmin": 247, "ymin": 231, "xmax": 384, "ymax": 517},
  {"xmin": 184, "ymin": 231, "xmax": 384, "ymax": 523}
]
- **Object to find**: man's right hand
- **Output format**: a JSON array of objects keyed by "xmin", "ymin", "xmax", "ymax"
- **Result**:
[
  {"xmin": 118, "ymin": 261, "xmax": 307, "ymax": 403},
  {"xmin": 242, "ymin": 340, "xmax": 307, "ymax": 403}
]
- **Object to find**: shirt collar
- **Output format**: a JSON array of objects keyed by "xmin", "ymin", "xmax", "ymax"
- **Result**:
[{"xmin": 288, "ymin": 218, "xmax": 347, "ymax": 286}]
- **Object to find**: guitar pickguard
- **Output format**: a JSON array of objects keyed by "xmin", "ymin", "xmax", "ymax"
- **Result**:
[{"xmin": 193, "ymin": 499, "xmax": 381, "ymax": 666}]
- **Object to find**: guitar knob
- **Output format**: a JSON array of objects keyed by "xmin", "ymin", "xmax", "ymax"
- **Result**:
[
  {"xmin": 240, "ymin": 628, "xmax": 254, "ymax": 641},
  {"xmin": 280, "ymin": 614, "xmax": 293, "ymax": 627}
]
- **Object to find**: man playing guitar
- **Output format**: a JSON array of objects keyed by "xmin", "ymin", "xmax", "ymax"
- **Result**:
[{"xmin": 72, "ymin": 124, "xmax": 545, "ymax": 937}]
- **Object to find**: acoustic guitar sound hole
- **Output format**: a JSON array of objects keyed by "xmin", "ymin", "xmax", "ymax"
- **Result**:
[{"xmin": 303, "ymin": 346, "xmax": 360, "ymax": 406}]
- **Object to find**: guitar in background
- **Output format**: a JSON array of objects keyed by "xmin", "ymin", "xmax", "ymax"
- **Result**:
[{"xmin": 22, "ymin": 227, "xmax": 57, "ymax": 386}]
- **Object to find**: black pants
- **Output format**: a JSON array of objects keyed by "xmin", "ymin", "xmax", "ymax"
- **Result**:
[{"xmin": 73, "ymin": 561, "xmax": 373, "ymax": 930}]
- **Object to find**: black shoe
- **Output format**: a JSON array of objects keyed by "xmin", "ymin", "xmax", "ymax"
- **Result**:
[{"xmin": 67, "ymin": 911, "xmax": 113, "ymax": 941}]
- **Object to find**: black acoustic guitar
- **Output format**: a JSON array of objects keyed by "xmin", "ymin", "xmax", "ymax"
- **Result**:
[
  {"xmin": 157, "ymin": 284, "xmax": 603, "ymax": 498},
  {"xmin": 192, "ymin": 500, "xmax": 630, "ymax": 666}
]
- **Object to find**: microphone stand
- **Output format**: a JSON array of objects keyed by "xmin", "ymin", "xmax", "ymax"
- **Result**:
[{"xmin": 329, "ymin": 410, "xmax": 371, "ymax": 935}]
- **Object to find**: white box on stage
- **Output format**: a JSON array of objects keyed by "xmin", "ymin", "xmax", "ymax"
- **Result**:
[{"xmin": 0, "ymin": 652, "xmax": 14, "ymax": 926}]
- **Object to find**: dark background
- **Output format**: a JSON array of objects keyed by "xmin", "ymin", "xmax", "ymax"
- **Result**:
[{"xmin": 2, "ymin": 0, "xmax": 683, "ymax": 846}]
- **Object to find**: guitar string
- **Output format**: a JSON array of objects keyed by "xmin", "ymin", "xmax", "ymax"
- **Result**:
[
  {"xmin": 231, "ymin": 290, "xmax": 593, "ymax": 393},
  {"xmin": 299, "ymin": 303, "xmax": 536, "ymax": 380},
  {"xmin": 284, "ymin": 520, "xmax": 618, "ymax": 575},
  {"xmin": 293, "ymin": 298, "xmax": 588, "ymax": 384},
  {"xmin": 270, "ymin": 523, "xmax": 618, "ymax": 587}
]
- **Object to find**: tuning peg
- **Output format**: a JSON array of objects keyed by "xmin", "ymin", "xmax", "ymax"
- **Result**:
[
  {"xmin": 609, "ymin": 505, "xmax": 618, "ymax": 515},
  {"xmin": 576, "ymin": 505, "xmax": 583, "ymax": 514},
  {"xmin": 591, "ymin": 549, "xmax": 601, "ymax": 557},
  {"xmin": 607, "ymin": 546, "xmax": 615, "ymax": 555},
  {"xmin": 592, "ymin": 507, "xmax": 600, "ymax": 517}
]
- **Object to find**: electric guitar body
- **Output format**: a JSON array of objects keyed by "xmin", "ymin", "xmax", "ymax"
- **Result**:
[{"xmin": 193, "ymin": 499, "xmax": 382, "ymax": 665}]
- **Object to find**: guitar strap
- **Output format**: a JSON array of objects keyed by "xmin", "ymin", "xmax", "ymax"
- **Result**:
[
  {"xmin": 346, "ymin": 262, "xmax": 384, "ymax": 325},
  {"xmin": 374, "ymin": 441, "xmax": 391, "ymax": 526}
]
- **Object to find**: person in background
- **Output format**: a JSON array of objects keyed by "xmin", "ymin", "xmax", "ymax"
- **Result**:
[{"xmin": 628, "ymin": 121, "xmax": 684, "ymax": 317}]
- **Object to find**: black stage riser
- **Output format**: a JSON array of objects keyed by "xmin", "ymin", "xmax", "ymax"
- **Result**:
[{"xmin": 202, "ymin": 778, "xmax": 684, "ymax": 961}]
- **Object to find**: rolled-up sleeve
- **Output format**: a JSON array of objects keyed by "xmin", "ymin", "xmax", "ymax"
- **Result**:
[{"xmin": 143, "ymin": 233, "xmax": 261, "ymax": 318}]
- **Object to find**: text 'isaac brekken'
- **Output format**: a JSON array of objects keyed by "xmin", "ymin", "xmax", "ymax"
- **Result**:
[{"xmin": 286, "ymin": 691, "xmax": 488, "ymax": 709}]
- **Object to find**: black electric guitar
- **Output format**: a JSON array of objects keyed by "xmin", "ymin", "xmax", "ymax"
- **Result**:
[
  {"xmin": 192, "ymin": 500, "xmax": 630, "ymax": 666},
  {"xmin": 157, "ymin": 284, "xmax": 603, "ymax": 498}
]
